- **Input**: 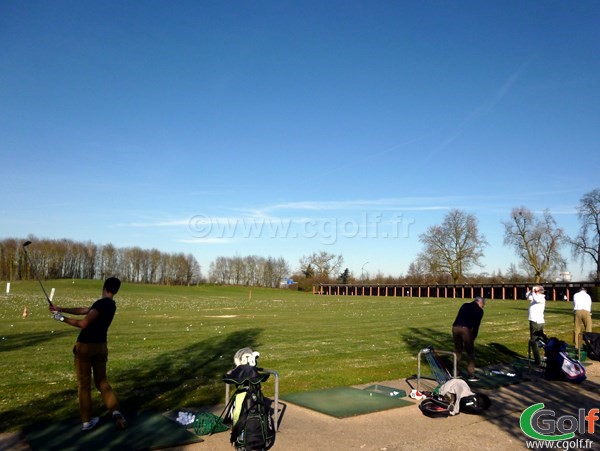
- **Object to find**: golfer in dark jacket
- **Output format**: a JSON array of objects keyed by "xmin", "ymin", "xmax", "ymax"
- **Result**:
[
  {"xmin": 49, "ymin": 277, "xmax": 127, "ymax": 431},
  {"xmin": 452, "ymin": 297, "xmax": 486, "ymax": 382}
]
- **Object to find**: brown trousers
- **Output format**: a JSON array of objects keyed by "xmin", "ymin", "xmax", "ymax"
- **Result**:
[
  {"xmin": 452, "ymin": 326, "xmax": 476, "ymax": 376},
  {"xmin": 74, "ymin": 342, "xmax": 120, "ymax": 423},
  {"xmin": 574, "ymin": 310, "xmax": 592, "ymax": 349}
]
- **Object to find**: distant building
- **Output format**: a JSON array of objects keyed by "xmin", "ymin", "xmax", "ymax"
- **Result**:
[
  {"xmin": 280, "ymin": 278, "xmax": 297, "ymax": 289},
  {"xmin": 559, "ymin": 272, "xmax": 572, "ymax": 282}
]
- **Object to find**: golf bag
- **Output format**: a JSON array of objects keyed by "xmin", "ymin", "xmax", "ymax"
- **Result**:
[
  {"xmin": 544, "ymin": 337, "xmax": 586, "ymax": 383},
  {"xmin": 221, "ymin": 364, "xmax": 275, "ymax": 451},
  {"xmin": 419, "ymin": 379, "xmax": 492, "ymax": 418},
  {"xmin": 582, "ymin": 332, "xmax": 600, "ymax": 361}
]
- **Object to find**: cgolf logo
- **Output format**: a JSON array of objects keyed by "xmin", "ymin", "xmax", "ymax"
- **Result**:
[{"xmin": 520, "ymin": 403, "xmax": 599, "ymax": 441}]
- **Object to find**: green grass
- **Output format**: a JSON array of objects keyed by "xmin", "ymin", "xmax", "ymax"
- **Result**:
[{"xmin": 0, "ymin": 280, "xmax": 578, "ymax": 431}]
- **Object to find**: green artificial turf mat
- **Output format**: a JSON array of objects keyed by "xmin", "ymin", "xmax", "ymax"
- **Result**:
[
  {"xmin": 24, "ymin": 410, "xmax": 202, "ymax": 451},
  {"xmin": 281, "ymin": 386, "xmax": 413, "ymax": 418},
  {"xmin": 363, "ymin": 384, "xmax": 407, "ymax": 398},
  {"xmin": 466, "ymin": 361, "xmax": 532, "ymax": 389}
]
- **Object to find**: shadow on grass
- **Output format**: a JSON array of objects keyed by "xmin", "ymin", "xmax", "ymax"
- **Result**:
[
  {"xmin": 399, "ymin": 327, "xmax": 528, "ymax": 372},
  {"xmin": 544, "ymin": 306, "xmax": 576, "ymax": 317},
  {"xmin": 0, "ymin": 328, "xmax": 262, "ymax": 432},
  {"xmin": 0, "ymin": 330, "xmax": 73, "ymax": 352}
]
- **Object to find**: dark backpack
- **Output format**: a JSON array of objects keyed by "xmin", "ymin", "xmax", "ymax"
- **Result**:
[
  {"xmin": 459, "ymin": 393, "xmax": 491, "ymax": 415},
  {"xmin": 222, "ymin": 365, "xmax": 276, "ymax": 451}
]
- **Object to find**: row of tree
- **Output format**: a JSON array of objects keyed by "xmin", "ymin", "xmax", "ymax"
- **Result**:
[
  {"xmin": 406, "ymin": 189, "xmax": 600, "ymax": 284},
  {"xmin": 0, "ymin": 238, "xmax": 202, "ymax": 285},
  {"xmin": 295, "ymin": 189, "xmax": 600, "ymax": 285},
  {"xmin": 208, "ymin": 256, "xmax": 289, "ymax": 287},
  {"xmin": 2, "ymin": 189, "xmax": 599, "ymax": 287}
]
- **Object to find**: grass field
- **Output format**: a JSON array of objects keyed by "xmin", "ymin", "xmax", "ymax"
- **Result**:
[{"xmin": 0, "ymin": 279, "xmax": 579, "ymax": 432}]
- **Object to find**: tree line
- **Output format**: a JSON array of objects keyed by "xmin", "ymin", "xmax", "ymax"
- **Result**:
[
  {"xmin": 2, "ymin": 189, "xmax": 598, "ymax": 288},
  {"xmin": 208, "ymin": 255, "xmax": 289, "ymax": 288},
  {"xmin": 0, "ymin": 237, "xmax": 202, "ymax": 286},
  {"xmin": 408, "ymin": 188, "xmax": 600, "ymax": 284}
]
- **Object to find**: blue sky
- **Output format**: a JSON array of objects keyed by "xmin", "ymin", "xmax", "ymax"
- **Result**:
[{"xmin": 1, "ymin": 1, "xmax": 599, "ymax": 280}]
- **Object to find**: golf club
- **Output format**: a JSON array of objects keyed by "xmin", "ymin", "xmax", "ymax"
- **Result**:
[{"xmin": 22, "ymin": 240, "xmax": 53, "ymax": 306}]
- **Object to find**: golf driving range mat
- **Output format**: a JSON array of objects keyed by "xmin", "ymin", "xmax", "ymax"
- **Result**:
[
  {"xmin": 281, "ymin": 386, "xmax": 412, "ymax": 418},
  {"xmin": 24, "ymin": 410, "xmax": 202, "ymax": 451},
  {"xmin": 467, "ymin": 363, "xmax": 531, "ymax": 389}
]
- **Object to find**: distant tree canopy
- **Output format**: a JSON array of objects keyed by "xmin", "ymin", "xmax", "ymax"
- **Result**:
[
  {"xmin": 4, "ymin": 190, "xmax": 599, "ymax": 289},
  {"xmin": 417, "ymin": 209, "xmax": 488, "ymax": 284},
  {"xmin": 208, "ymin": 255, "xmax": 289, "ymax": 288},
  {"xmin": 570, "ymin": 188, "xmax": 600, "ymax": 281},
  {"xmin": 502, "ymin": 207, "xmax": 567, "ymax": 283},
  {"xmin": 299, "ymin": 251, "xmax": 343, "ymax": 279},
  {"xmin": 338, "ymin": 268, "xmax": 351, "ymax": 284},
  {"xmin": 0, "ymin": 237, "xmax": 201, "ymax": 286}
]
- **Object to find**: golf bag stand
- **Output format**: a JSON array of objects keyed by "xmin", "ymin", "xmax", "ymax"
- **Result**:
[{"xmin": 416, "ymin": 347, "xmax": 458, "ymax": 392}]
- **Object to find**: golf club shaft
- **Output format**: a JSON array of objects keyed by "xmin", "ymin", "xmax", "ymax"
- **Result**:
[{"xmin": 22, "ymin": 242, "xmax": 53, "ymax": 306}]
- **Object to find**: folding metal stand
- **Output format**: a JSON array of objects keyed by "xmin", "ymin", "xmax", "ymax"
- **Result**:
[{"xmin": 416, "ymin": 348, "xmax": 457, "ymax": 392}]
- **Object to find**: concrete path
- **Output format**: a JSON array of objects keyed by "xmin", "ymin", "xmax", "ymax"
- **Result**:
[
  {"xmin": 186, "ymin": 362, "xmax": 600, "ymax": 450},
  {"xmin": 2, "ymin": 362, "xmax": 599, "ymax": 450}
]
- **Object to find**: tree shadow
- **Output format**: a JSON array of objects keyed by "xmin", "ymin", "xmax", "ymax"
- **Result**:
[
  {"xmin": 480, "ymin": 371, "xmax": 600, "ymax": 446},
  {"xmin": 117, "ymin": 328, "xmax": 263, "ymax": 412},
  {"xmin": 0, "ymin": 330, "xmax": 73, "ymax": 353},
  {"xmin": 399, "ymin": 327, "xmax": 527, "ymax": 371},
  {"xmin": 0, "ymin": 328, "xmax": 263, "ymax": 431},
  {"xmin": 544, "ymin": 306, "xmax": 575, "ymax": 317}
]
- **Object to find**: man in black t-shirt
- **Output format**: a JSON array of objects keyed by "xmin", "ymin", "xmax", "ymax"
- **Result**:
[
  {"xmin": 452, "ymin": 297, "xmax": 486, "ymax": 382},
  {"xmin": 50, "ymin": 277, "xmax": 127, "ymax": 431}
]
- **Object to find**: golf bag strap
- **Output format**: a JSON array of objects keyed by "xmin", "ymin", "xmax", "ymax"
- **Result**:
[
  {"xmin": 230, "ymin": 406, "xmax": 250, "ymax": 443},
  {"xmin": 215, "ymin": 388, "xmax": 240, "ymax": 433}
]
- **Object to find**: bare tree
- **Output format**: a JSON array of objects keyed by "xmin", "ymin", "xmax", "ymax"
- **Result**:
[
  {"xmin": 418, "ymin": 209, "xmax": 488, "ymax": 284},
  {"xmin": 207, "ymin": 255, "xmax": 289, "ymax": 287},
  {"xmin": 570, "ymin": 188, "xmax": 600, "ymax": 281},
  {"xmin": 298, "ymin": 251, "xmax": 343, "ymax": 280},
  {"xmin": 502, "ymin": 207, "xmax": 567, "ymax": 283},
  {"xmin": 406, "ymin": 255, "xmax": 435, "ymax": 284}
]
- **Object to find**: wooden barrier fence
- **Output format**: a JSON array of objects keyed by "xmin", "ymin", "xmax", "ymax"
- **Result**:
[{"xmin": 313, "ymin": 282, "xmax": 600, "ymax": 301}]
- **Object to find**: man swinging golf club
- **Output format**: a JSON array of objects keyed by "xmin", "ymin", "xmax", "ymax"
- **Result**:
[
  {"xmin": 49, "ymin": 277, "xmax": 127, "ymax": 431},
  {"xmin": 452, "ymin": 296, "xmax": 486, "ymax": 382}
]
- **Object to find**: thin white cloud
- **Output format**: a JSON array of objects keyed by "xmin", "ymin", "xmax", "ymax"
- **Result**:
[
  {"xmin": 260, "ymin": 198, "xmax": 457, "ymax": 212},
  {"xmin": 120, "ymin": 219, "xmax": 191, "ymax": 227},
  {"xmin": 178, "ymin": 238, "xmax": 234, "ymax": 244},
  {"xmin": 115, "ymin": 188, "xmax": 578, "ymax": 231}
]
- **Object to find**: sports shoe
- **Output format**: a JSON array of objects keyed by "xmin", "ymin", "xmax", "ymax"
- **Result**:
[
  {"xmin": 409, "ymin": 389, "xmax": 426, "ymax": 400},
  {"xmin": 82, "ymin": 417, "xmax": 99, "ymax": 431},
  {"xmin": 113, "ymin": 411, "xmax": 128, "ymax": 430},
  {"xmin": 467, "ymin": 374, "xmax": 480, "ymax": 382}
]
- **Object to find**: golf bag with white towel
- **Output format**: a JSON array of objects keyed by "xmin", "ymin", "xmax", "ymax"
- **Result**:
[
  {"xmin": 220, "ymin": 347, "xmax": 276, "ymax": 451},
  {"xmin": 419, "ymin": 379, "xmax": 491, "ymax": 418}
]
